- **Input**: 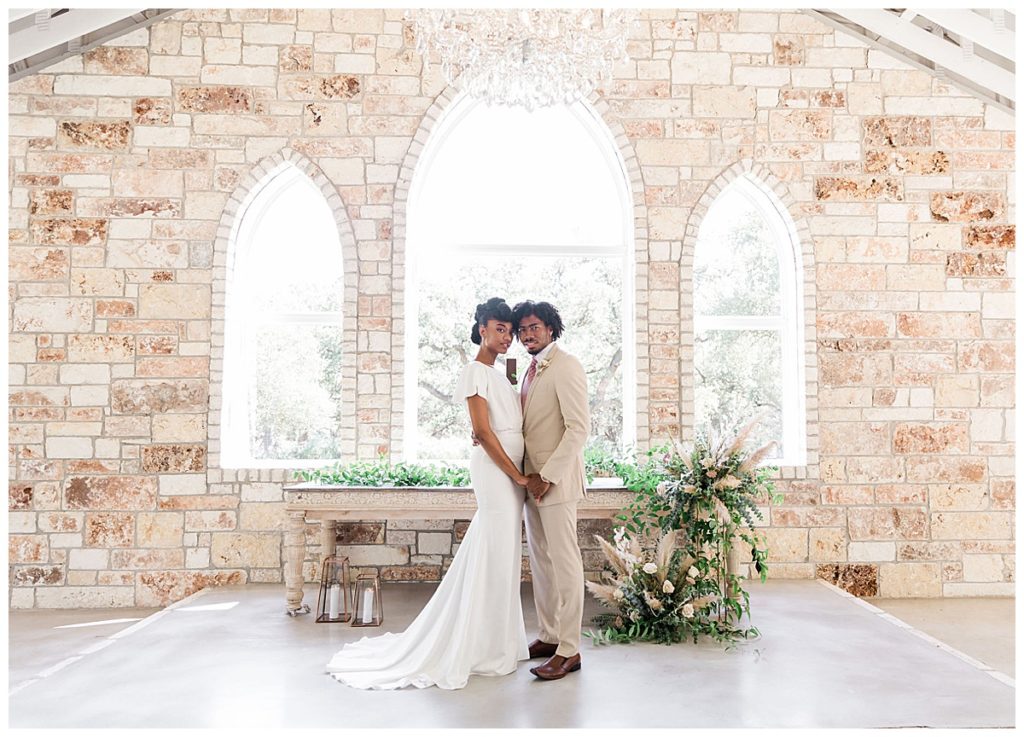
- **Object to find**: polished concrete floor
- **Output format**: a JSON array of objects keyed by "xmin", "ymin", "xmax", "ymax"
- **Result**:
[{"xmin": 8, "ymin": 580, "xmax": 1015, "ymax": 728}]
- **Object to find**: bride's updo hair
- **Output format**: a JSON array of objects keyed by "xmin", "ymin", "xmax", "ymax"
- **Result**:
[{"xmin": 470, "ymin": 297, "xmax": 513, "ymax": 345}]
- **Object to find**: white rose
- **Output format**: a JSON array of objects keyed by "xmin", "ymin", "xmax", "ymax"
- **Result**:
[
  {"xmin": 662, "ymin": 580, "xmax": 674, "ymax": 594},
  {"xmin": 648, "ymin": 597, "xmax": 662, "ymax": 611},
  {"xmin": 688, "ymin": 566, "xmax": 699, "ymax": 579},
  {"xmin": 613, "ymin": 588, "xmax": 625, "ymax": 600},
  {"xmin": 642, "ymin": 562, "xmax": 658, "ymax": 575},
  {"xmin": 682, "ymin": 603, "xmax": 694, "ymax": 618}
]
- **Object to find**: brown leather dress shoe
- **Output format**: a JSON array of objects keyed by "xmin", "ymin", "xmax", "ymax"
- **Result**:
[
  {"xmin": 528, "ymin": 639, "xmax": 558, "ymax": 659},
  {"xmin": 529, "ymin": 653, "xmax": 582, "ymax": 680}
]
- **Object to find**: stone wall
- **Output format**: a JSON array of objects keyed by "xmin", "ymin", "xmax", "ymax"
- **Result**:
[{"xmin": 8, "ymin": 9, "xmax": 1015, "ymax": 608}]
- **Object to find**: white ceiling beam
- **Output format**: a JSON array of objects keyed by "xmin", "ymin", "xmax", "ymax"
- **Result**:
[
  {"xmin": 9, "ymin": 8, "xmax": 145, "ymax": 64},
  {"xmin": 914, "ymin": 8, "xmax": 1015, "ymax": 61},
  {"xmin": 9, "ymin": 9, "xmax": 38, "ymax": 24},
  {"xmin": 839, "ymin": 8, "xmax": 1015, "ymax": 102}
]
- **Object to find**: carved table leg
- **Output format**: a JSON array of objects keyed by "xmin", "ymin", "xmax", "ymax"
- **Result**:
[
  {"xmin": 321, "ymin": 519, "xmax": 337, "ymax": 569},
  {"xmin": 285, "ymin": 510, "xmax": 310, "ymax": 616}
]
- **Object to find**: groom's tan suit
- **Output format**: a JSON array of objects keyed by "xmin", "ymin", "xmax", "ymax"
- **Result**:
[{"xmin": 522, "ymin": 343, "xmax": 590, "ymax": 659}]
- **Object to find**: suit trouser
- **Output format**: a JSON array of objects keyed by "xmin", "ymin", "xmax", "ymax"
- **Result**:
[{"xmin": 524, "ymin": 497, "xmax": 585, "ymax": 658}]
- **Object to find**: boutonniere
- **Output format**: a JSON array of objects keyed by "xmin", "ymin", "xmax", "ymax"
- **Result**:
[{"xmin": 535, "ymin": 358, "xmax": 552, "ymax": 376}]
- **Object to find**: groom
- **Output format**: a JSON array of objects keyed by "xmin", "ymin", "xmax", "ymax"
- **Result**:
[{"xmin": 513, "ymin": 300, "xmax": 590, "ymax": 681}]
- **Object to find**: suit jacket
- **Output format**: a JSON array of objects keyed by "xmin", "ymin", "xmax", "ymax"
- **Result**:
[{"xmin": 522, "ymin": 343, "xmax": 591, "ymax": 506}]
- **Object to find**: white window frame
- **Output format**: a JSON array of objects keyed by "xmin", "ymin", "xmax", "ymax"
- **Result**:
[
  {"xmin": 404, "ymin": 94, "xmax": 636, "ymax": 462},
  {"xmin": 693, "ymin": 175, "xmax": 806, "ymax": 467},
  {"xmin": 221, "ymin": 162, "xmax": 344, "ymax": 469}
]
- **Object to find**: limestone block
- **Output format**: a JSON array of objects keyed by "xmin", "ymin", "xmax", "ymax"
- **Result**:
[
  {"xmin": 238, "ymin": 503, "xmax": 286, "ymax": 531},
  {"xmin": 136, "ymin": 570, "xmax": 245, "ymax": 607},
  {"xmin": 896, "ymin": 312, "xmax": 981, "ymax": 339},
  {"xmin": 814, "ymin": 176, "xmax": 903, "ymax": 201},
  {"xmin": 204, "ymin": 38, "xmax": 241, "ymax": 64},
  {"xmin": 380, "ymin": 564, "xmax": 441, "ymax": 582},
  {"xmin": 848, "ymin": 505, "xmax": 928, "ymax": 542},
  {"xmin": 69, "ymin": 548, "xmax": 110, "ymax": 570},
  {"xmin": 158, "ymin": 474, "xmax": 207, "ymax": 495},
  {"xmin": 184, "ymin": 511, "xmax": 237, "ymax": 531},
  {"xmin": 692, "ymin": 86, "xmax": 755, "ymax": 118},
  {"xmin": 930, "ymin": 511, "xmax": 1012, "ymax": 540},
  {"xmin": 71, "ymin": 268, "xmax": 125, "ymax": 297},
  {"xmin": 848, "ymin": 542, "xmax": 896, "ymax": 561},
  {"xmin": 142, "ymin": 445, "xmax": 206, "ymax": 473},
  {"xmin": 902, "ymin": 453, "xmax": 986, "ymax": 484},
  {"xmin": 10, "ymin": 534, "xmax": 49, "ymax": 563},
  {"xmin": 965, "ymin": 224, "xmax": 1014, "ymax": 249},
  {"xmin": 83, "ymin": 47, "xmax": 148, "ymax": 75},
  {"xmin": 111, "ymin": 379, "xmax": 208, "ymax": 414},
  {"xmin": 111, "ymin": 549, "xmax": 184, "ymax": 569},
  {"xmin": 417, "ymin": 532, "xmax": 452, "ymax": 555},
  {"xmin": 12, "ymin": 565, "xmax": 65, "ymax": 586},
  {"xmin": 878, "ymin": 562, "xmax": 942, "ymax": 597},
  {"xmin": 10, "ymin": 247, "xmax": 71, "ymax": 281},
  {"xmin": 138, "ymin": 284, "xmax": 210, "ymax": 319},
  {"xmin": 930, "ymin": 191, "xmax": 1005, "ymax": 223},
  {"xmin": 957, "ymin": 341, "xmax": 1014, "ymax": 372},
  {"xmin": 30, "ymin": 219, "xmax": 108, "ymax": 246},
  {"xmin": 893, "ymin": 423, "xmax": 969, "ymax": 454},
  {"xmin": 242, "ymin": 22, "xmax": 295, "ymax": 45},
  {"xmin": 176, "ymin": 86, "xmax": 253, "ymax": 112},
  {"xmin": 240, "ymin": 483, "xmax": 283, "ymax": 502},
  {"xmin": 64, "ymin": 476, "xmax": 158, "ymax": 510},
  {"xmin": 84, "ymin": 512, "xmax": 135, "ymax": 547},
  {"xmin": 863, "ymin": 116, "xmax": 931, "ymax": 147},
  {"xmin": 36, "ymin": 586, "xmax": 135, "ymax": 608},
  {"xmin": 809, "ymin": 528, "xmax": 847, "ymax": 561},
  {"xmin": 152, "ymin": 414, "xmax": 207, "ymax": 442},
  {"xmin": 670, "ymin": 50, "xmax": 730, "ymax": 84},
  {"xmin": 200, "ymin": 65, "xmax": 277, "ymax": 87},
  {"xmin": 335, "ymin": 544, "xmax": 409, "ymax": 566},
  {"xmin": 770, "ymin": 109, "xmax": 831, "ymax": 140},
  {"xmin": 935, "ymin": 375, "xmax": 979, "ymax": 407},
  {"xmin": 9, "ymin": 115, "xmax": 57, "ymax": 137},
  {"xmin": 761, "ymin": 527, "xmax": 808, "ymax": 562},
  {"xmin": 212, "ymin": 532, "xmax": 281, "ymax": 568}
]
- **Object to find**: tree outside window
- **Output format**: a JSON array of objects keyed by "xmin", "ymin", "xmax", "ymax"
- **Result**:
[
  {"xmin": 407, "ymin": 96, "xmax": 634, "ymax": 462},
  {"xmin": 222, "ymin": 164, "xmax": 344, "ymax": 467},
  {"xmin": 693, "ymin": 175, "xmax": 805, "ymax": 465}
]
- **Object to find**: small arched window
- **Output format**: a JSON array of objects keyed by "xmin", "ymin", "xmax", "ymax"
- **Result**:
[
  {"xmin": 693, "ymin": 174, "xmax": 805, "ymax": 464},
  {"xmin": 221, "ymin": 163, "xmax": 344, "ymax": 467},
  {"xmin": 406, "ymin": 94, "xmax": 635, "ymax": 462}
]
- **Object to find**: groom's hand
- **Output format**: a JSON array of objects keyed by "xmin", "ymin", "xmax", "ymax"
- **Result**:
[{"xmin": 526, "ymin": 474, "xmax": 551, "ymax": 501}]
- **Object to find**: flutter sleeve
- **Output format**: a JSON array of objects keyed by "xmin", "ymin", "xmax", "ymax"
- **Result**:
[{"xmin": 454, "ymin": 361, "xmax": 489, "ymax": 401}]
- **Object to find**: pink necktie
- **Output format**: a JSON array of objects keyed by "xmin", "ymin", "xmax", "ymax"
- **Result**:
[{"xmin": 520, "ymin": 356, "xmax": 538, "ymax": 410}]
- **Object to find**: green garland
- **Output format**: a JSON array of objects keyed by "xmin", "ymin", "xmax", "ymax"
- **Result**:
[{"xmin": 297, "ymin": 458, "xmax": 470, "ymax": 487}]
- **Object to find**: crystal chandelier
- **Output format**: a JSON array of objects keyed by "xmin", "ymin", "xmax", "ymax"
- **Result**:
[{"xmin": 408, "ymin": 9, "xmax": 635, "ymax": 110}]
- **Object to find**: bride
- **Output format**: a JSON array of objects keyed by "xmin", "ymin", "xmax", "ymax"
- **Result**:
[{"xmin": 326, "ymin": 297, "xmax": 531, "ymax": 690}]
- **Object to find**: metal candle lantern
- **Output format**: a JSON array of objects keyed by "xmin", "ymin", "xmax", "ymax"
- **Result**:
[
  {"xmin": 351, "ymin": 572, "xmax": 383, "ymax": 627},
  {"xmin": 316, "ymin": 555, "xmax": 351, "ymax": 623}
]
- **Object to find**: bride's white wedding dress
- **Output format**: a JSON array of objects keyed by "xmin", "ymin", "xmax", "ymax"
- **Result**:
[{"xmin": 326, "ymin": 360, "xmax": 529, "ymax": 690}]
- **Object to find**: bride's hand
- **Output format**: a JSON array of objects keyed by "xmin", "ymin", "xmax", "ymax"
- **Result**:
[{"xmin": 514, "ymin": 473, "xmax": 530, "ymax": 488}]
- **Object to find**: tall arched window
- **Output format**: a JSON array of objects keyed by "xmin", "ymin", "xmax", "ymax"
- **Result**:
[
  {"xmin": 406, "ymin": 94, "xmax": 635, "ymax": 462},
  {"xmin": 221, "ymin": 162, "xmax": 344, "ymax": 467},
  {"xmin": 693, "ymin": 174, "xmax": 805, "ymax": 465}
]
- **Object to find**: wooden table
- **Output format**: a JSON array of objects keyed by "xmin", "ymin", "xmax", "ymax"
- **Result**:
[{"xmin": 282, "ymin": 483, "xmax": 634, "ymax": 615}]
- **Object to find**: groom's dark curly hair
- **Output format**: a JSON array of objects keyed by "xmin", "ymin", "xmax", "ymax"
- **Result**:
[{"xmin": 511, "ymin": 300, "xmax": 564, "ymax": 341}]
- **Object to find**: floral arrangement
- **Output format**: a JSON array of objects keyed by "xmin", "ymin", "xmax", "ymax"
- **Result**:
[
  {"xmin": 586, "ymin": 529, "xmax": 714, "ymax": 645},
  {"xmin": 587, "ymin": 419, "xmax": 782, "ymax": 646}
]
